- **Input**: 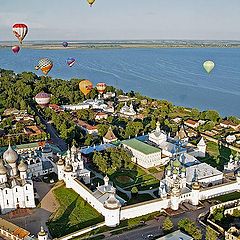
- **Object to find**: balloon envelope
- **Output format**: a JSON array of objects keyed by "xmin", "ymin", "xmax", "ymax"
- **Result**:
[
  {"xmin": 66, "ymin": 58, "xmax": 76, "ymax": 67},
  {"xmin": 12, "ymin": 45, "xmax": 20, "ymax": 54},
  {"xmin": 79, "ymin": 80, "xmax": 93, "ymax": 96},
  {"xmin": 62, "ymin": 41, "xmax": 68, "ymax": 47},
  {"xmin": 96, "ymin": 83, "xmax": 107, "ymax": 94},
  {"xmin": 36, "ymin": 58, "xmax": 53, "ymax": 75},
  {"xmin": 87, "ymin": 0, "xmax": 95, "ymax": 6},
  {"xmin": 12, "ymin": 23, "xmax": 28, "ymax": 44},
  {"xmin": 203, "ymin": 60, "xmax": 215, "ymax": 74}
]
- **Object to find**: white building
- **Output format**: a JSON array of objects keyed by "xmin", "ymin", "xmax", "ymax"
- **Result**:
[
  {"xmin": 119, "ymin": 102, "xmax": 137, "ymax": 118},
  {"xmin": 224, "ymin": 154, "xmax": 239, "ymax": 171},
  {"xmin": 0, "ymin": 144, "xmax": 35, "ymax": 214},
  {"xmin": 122, "ymin": 138, "xmax": 169, "ymax": 168},
  {"xmin": 149, "ymin": 122, "xmax": 168, "ymax": 146}
]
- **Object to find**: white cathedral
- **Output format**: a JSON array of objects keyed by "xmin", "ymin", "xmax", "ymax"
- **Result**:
[
  {"xmin": 0, "ymin": 144, "xmax": 35, "ymax": 214},
  {"xmin": 57, "ymin": 144, "xmax": 91, "ymax": 184}
]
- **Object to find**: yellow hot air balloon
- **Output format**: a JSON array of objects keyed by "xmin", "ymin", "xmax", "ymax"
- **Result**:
[
  {"xmin": 203, "ymin": 60, "xmax": 215, "ymax": 74},
  {"xmin": 79, "ymin": 80, "xmax": 93, "ymax": 96},
  {"xmin": 87, "ymin": 0, "xmax": 95, "ymax": 7}
]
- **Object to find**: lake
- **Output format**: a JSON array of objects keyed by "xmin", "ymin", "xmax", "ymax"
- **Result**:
[{"xmin": 0, "ymin": 47, "xmax": 239, "ymax": 117}]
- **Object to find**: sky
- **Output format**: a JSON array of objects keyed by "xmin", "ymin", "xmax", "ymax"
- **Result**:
[{"xmin": 1, "ymin": 0, "xmax": 240, "ymax": 41}]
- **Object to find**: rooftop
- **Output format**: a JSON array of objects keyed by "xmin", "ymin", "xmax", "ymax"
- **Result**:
[
  {"xmin": 156, "ymin": 230, "xmax": 193, "ymax": 240},
  {"xmin": 122, "ymin": 139, "xmax": 161, "ymax": 155}
]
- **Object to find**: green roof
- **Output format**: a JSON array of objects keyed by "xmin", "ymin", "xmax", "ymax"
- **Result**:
[{"xmin": 122, "ymin": 139, "xmax": 161, "ymax": 155}]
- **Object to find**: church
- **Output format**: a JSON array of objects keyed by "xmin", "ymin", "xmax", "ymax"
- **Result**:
[{"xmin": 0, "ymin": 144, "xmax": 35, "ymax": 214}]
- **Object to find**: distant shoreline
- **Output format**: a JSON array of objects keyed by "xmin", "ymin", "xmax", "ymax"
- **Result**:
[{"xmin": 1, "ymin": 43, "xmax": 240, "ymax": 50}]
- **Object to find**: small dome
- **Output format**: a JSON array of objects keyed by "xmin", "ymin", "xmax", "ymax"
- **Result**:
[
  {"xmin": 104, "ymin": 175, "xmax": 109, "ymax": 182},
  {"xmin": 38, "ymin": 226, "xmax": 47, "ymax": 237},
  {"xmin": 104, "ymin": 193, "xmax": 121, "ymax": 210},
  {"xmin": 71, "ymin": 144, "xmax": 77, "ymax": 153},
  {"xmin": 18, "ymin": 160, "xmax": 28, "ymax": 172},
  {"xmin": 173, "ymin": 159, "xmax": 181, "ymax": 168},
  {"xmin": 57, "ymin": 158, "xmax": 64, "ymax": 166},
  {"xmin": 166, "ymin": 165, "xmax": 172, "ymax": 170},
  {"xmin": 192, "ymin": 182, "xmax": 200, "ymax": 190},
  {"xmin": 172, "ymin": 168, "xmax": 178, "ymax": 175},
  {"xmin": 0, "ymin": 161, "xmax": 7, "ymax": 175},
  {"xmin": 64, "ymin": 164, "xmax": 73, "ymax": 172},
  {"xmin": 181, "ymin": 167, "xmax": 186, "ymax": 172},
  {"xmin": 3, "ymin": 143, "xmax": 18, "ymax": 164}
]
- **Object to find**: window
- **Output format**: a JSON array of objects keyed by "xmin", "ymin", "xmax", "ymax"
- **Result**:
[
  {"xmin": 5, "ymin": 190, "xmax": 7, "ymax": 194},
  {"xmin": 26, "ymin": 196, "xmax": 29, "ymax": 201},
  {"xmin": 26, "ymin": 186, "xmax": 28, "ymax": 190},
  {"xmin": 6, "ymin": 200, "xmax": 9, "ymax": 205},
  {"xmin": 16, "ymin": 198, "xmax": 19, "ymax": 203},
  {"xmin": 16, "ymin": 188, "xmax": 18, "ymax": 192}
]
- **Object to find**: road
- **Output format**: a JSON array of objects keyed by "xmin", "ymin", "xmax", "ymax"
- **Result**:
[
  {"xmin": 31, "ymin": 105, "xmax": 67, "ymax": 151},
  {"xmin": 106, "ymin": 202, "xmax": 211, "ymax": 240}
]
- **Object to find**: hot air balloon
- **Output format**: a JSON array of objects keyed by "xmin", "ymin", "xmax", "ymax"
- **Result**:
[
  {"xmin": 12, "ymin": 23, "xmax": 28, "ymax": 44},
  {"xmin": 79, "ymin": 80, "xmax": 93, "ymax": 96},
  {"xmin": 203, "ymin": 60, "xmax": 215, "ymax": 74},
  {"xmin": 96, "ymin": 83, "xmax": 106, "ymax": 94},
  {"xmin": 66, "ymin": 58, "xmax": 76, "ymax": 67},
  {"xmin": 12, "ymin": 45, "xmax": 20, "ymax": 54},
  {"xmin": 87, "ymin": 0, "xmax": 95, "ymax": 7},
  {"xmin": 35, "ymin": 58, "xmax": 53, "ymax": 75},
  {"xmin": 62, "ymin": 41, "xmax": 68, "ymax": 47}
]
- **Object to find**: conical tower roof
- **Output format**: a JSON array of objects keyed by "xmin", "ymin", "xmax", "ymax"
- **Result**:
[{"xmin": 104, "ymin": 127, "xmax": 117, "ymax": 141}]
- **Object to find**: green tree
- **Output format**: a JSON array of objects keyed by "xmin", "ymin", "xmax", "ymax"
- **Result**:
[
  {"xmin": 232, "ymin": 209, "xmax": 240, "ymax": 218},
  {"xmin": 131, "ymin": 186, "xmax": 138, "ymax": 195},
  {"xmin": 162, "ymin": 217, "xmax": 174, "ymax": 233},
  {"xmin": 206, "ymin": 226, "xmax": 218, "ymax": 240}
]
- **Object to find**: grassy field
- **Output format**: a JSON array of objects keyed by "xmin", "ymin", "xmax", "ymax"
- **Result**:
[
  {"xmin": 200, "ymin": 142, "xmax": 235, "ymax": 170},
  {"xmin": 110, "ymin": 163, "xmax": 159, "ymax": 191},
  {"xmin": 212, "ymin": 192, "xmax": 240, "ymax": 202},
  {"xmin": 47, "ymin": 186, "xmax": 104, "ymax": 238}
]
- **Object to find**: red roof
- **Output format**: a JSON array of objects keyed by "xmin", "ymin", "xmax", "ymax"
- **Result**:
[
  {"xmin": 77, "ymin": 120, "xmax": 98, "ymax": 130},
  {"xmin": 185, "ymin": 119, "xmax": 198, "ymax": 125}
]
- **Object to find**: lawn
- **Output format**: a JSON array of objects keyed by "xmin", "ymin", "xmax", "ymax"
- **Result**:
[
  {"xmin": 110, "ymin": 162, "xmax": 159, "ymax": 191},
  {"xmin": 47, "ymin": 186, "xmax": 104, "ymax": 238},
  {"xmin": 212, "ymin": 191, "xmax": 240, "ymax": 203},
  {"xmin": 200, "ymin": 142, "xmax": 235, "ymax": 170}
]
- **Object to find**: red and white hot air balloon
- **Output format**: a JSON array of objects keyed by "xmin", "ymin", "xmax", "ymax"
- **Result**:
[
  {"xmin": 12, "ymin": 45, "xmax": 20, "ymax": 54},
  {"xmin": 96, "ymin": 82, "xmax": 107, "ymax": 94},
  {"xmin": 12, "ymin": 23, "xmax": 28, "ymax": 44}
]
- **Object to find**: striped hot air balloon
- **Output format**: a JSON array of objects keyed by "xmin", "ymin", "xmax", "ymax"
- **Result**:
[
  {"xmin": 12, "ymin": 23, "xmax": 28, "ymax": 44},
  {"xmin": 96, "ymin": 82, "xmax": 107, "ymax": 94},
  {"xmin": 35, "ymin": 58, "xmax": 53, "ymax": 75},
  {"xmin": 66, "ymin": 58, "xmax": 76, "ymax": 67}
]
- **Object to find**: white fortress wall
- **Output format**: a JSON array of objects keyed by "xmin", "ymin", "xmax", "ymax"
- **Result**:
[
  {"xmin": 69, "ymin": 178, "xmax": 105, "ymax": 214},
  {"xmin": 120, "ymin": 198, "xmax": 169, "ymax": 220},
  {"xmin": 199, "ymin": 181, "xmax": 239, "ymax": 200}
]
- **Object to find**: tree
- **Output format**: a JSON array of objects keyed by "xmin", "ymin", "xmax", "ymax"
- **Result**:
[
  {"xmin": 206, "ymin": 226, "xmax": 218, "ymax": 240},
  {"xmin": 131, "ymin": 186, "xmax": 138, "ymax": 196},
  {"xmin": 162, "ymin": 217, "xmax": 174, "ymax": 233},
  {"xmin": 212, "ymin": 207, "xmax": 224, "ymax": 222},
  {"xmin": 232, "ymin": 209, "xmax": 240, "ymax": 218}
]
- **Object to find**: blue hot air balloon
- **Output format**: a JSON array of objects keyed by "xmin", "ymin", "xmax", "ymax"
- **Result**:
[
  {"xmin": 66, "ymin": 58, "xmax": 76, "ymax": 67},
  {"xmin": 62, "ymin": 41, "xmax": 68, "ymax": 47}
]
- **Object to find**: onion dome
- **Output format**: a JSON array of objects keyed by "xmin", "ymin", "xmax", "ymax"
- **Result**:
[
  {"xmin": 173, "ymin": 159, "xmax": 181, "ymax": 168},
  {"xmin": 3, "ymin": 143, "xmax": 18, "ymax": 164},
  {"xmin": 64, "ymin": 163, "xmax": 73, "ymax": 172},
  {"xmin": 18, "ymin": 160, "xmax": 28, "ymax": 172},
  {"xmin": 0, "ymin": 161, "xmax": 7, "ymax": 175},
  {"xmin": 181, "ymin": 167, "xmax": 186, "ymax": 173},
  {"xmin": 71, "ymin": 144, "xmax": 77, "ymax": 153},
  {"xmin": 38, "ymin": 226, "xmax": 47, "ymax": 237},
  {"xmin": 35, "ymin": 92, "xmax": 50, "ymax": 105},
  {"xmin": 166, "ymin": 165, "xmax": 172, "ymax": 171},
  {"xmin": 57, "ymin": 158, "xmax": 64, "ymax": 166},
  {"xmin": 172, "ymin": 168, "xmax": 178, "ymax": 175},
  {"xmin": 192, "ymin": 181, "xmax": 200, "ymax": 190},
  {"xmin": 104, "ymin": 193, "xmax": 121, "ymax": 210},
  {"xmin": 42, "ymin": 145, "xmax": 52, "ymax": 154}
]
